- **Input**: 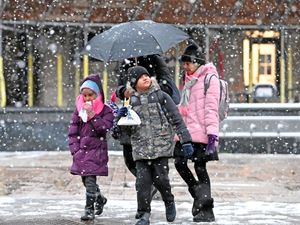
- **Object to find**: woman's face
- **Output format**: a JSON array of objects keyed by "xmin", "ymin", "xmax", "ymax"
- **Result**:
[
  {"xmin": 81, "ymin": 88, "xmax": 97, "ymax": 102},
  {"xmin": 182, "ymin": 61, "xmax": 199, "ymax": 75},
  {"xmin": 136, "ymin": 74, "xmax": 152, "ymax": 92}
]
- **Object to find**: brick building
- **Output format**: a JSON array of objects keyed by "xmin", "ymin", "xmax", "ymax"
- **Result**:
[{"xmin": 0, "ymin": 0, "xmax": 299, "ymax": 107}]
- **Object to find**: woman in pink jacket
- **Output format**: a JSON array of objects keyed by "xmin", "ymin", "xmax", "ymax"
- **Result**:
[{"xmin": 174, "ymin": 43, "xmax": 220, "ymax": 222}]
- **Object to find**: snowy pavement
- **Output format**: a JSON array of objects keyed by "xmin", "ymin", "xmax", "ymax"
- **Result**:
[
  {"xmin": 0, "ymin": 151, "xmax": 300, "ymax": 224},
  {"xmin": 0, "ymin": 197, "xmax": 300, "ymax": 224}
]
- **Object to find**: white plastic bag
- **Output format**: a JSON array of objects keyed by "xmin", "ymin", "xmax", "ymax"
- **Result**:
[
  {"xmin": 79, "ymin": 101, "xmax": 92, "ymax": 123},
  {"xmin": 117, "ymin": 107, "xmax": 141, "ymax": 126}
]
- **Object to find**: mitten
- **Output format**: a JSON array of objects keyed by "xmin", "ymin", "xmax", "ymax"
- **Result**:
[
  {"xmin": 205, "ymin": 134, "xmax": 218, "ymax": 155},
  {"xmin": 117, "ymin": 107, "xmax": 128, "ymax": 117},
  {"xmin": 182, "ymin": 143, "xmax": 194, "ymax": 158},
  {"xmin": 83, "ymin": 102, "xmax": 96, "ymax": 118}
]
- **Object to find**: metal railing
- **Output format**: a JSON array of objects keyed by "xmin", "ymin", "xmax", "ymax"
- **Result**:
[{"xmin": 221, "ymin": 103, "xmax": 300, "ymax": 138}]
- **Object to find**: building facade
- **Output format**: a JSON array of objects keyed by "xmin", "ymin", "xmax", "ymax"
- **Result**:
[{"xmin": 0, "ymin": 0, "xmax": 300, "ymax": 107}]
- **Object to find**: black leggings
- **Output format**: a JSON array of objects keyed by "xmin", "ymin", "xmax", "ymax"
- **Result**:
[{"xmin": 174, "ymin": 157, "xmax": 211, "ymax": 190}]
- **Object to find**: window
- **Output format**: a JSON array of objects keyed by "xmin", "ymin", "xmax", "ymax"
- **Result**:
[{"xmin": 259, "ymin": 54, "xmax": 272, "ymax": 76}]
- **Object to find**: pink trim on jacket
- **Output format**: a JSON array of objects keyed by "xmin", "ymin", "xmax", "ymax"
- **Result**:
[
  {"xmin": 178, "ymin": 63, "xmax": 220, "ymax": 144},
  {"xmin": 76, "ymin": 94, "xmax": 104, "ymax": 121}
]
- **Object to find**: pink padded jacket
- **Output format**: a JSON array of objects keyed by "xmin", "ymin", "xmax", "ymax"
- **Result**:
[{"xmin": 178, "ymin": 63, "xmax": 220, "ymax": 144}]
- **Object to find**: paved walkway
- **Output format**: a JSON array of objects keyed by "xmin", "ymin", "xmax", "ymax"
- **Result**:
[{"xmin": 0, "ymin": 151, "xmax": 300, "ymax": 224}]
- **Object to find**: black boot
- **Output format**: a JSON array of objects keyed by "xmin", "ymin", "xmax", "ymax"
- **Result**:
[
  {"xmin": 188, "ymin": 184, "xmax": 201, "ymax": 216},
  {"xmin": 165, "ymin": 201, "xmax": 176, "ymax": 222},
  {"xmin": 81, "ymin": 208, "xmax": 95, "ymax": 221},
  {"xmin": 189, "ymin": 184, "xmax": 215, "ymax": 222},
  {"xmin": 193, "ymin": 207, "xmax": 215, "ymax": 222},
  {"xmin": 81, "ymin": 192, "xmax": 96, "ymax": 221},
  {"xmin": 135, "ymin": 211, "xmax": 143, "ymax": 219},
  {"xmin": 135, "ymin": 212, "xmax": 150, "ymax": 225},
  {"xmin": 95, "ymin": 192, "xmax": 107, "ymax": 216}
]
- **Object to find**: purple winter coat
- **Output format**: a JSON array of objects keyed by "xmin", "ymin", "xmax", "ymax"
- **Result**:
[{"xmin": 68, "ymin": 75, "xmax": 114, "ymax": 176}]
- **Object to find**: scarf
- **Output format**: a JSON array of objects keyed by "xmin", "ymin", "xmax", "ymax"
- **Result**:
[
  {"xmin": 76, "ymin": 94, "xmax": 104, "ymax": 122},
  {"xmin": 179, "ymin": 66, "xmax": 203, "ymax": 116},
  {"xmin": 179, "ymin": 77, "xmax": 199, "ymax": 106}
]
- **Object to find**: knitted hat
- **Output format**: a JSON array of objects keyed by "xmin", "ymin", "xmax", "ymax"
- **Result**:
[
  {"xmin": 128, "ymin": 66, "xmax": 150, "ymax": 89},
  {"xmin": 180, "ymin": 43, "xmax": 205, "ymax": 65},
  {"xmin": 80, "ymin": 80, "xmax": 100, "ymax": 96}
]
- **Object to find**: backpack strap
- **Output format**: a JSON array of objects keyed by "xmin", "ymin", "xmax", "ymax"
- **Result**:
[
  {"xmin": 156, "ymin": 90, "xmax": 166, "ymax": 106},
  {"xmin": 204, "ymin": 73, "xmax": 222, "ymax": 102},
  {"xmin": 204, "ymin": 73, "xmax": 217, "ymax": 95}
]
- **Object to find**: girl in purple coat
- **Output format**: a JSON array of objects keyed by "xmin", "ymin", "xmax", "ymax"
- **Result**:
[{"xmin": 68, "ymin": 74, "xmax": 114, "ymax": 221}]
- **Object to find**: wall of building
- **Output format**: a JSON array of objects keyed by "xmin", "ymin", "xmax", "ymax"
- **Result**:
[{"xmin": 2, "ymin": 25, "xmax": 300, "ymax": 107}]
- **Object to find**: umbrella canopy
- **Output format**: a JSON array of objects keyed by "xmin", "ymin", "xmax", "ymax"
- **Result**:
[{"xmin": 85, "ymin": 20, "xmax": 190, "ymax": 62}]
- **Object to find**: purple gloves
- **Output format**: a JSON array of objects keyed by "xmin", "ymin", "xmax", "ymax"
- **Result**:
[
  {"xmin": 182, "ymin": 143, "xmax": 194, "ymax": 158},
  {"xmin": 205, "ymin": 135, "xmax": 218, "ymax": 155}
]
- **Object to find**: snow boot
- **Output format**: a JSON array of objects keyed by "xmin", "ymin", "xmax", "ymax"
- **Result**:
[
  {"xmin": 81, "ymin": 192, "xmax": 96, "ymax": 221},
  {"xmin": 95, "ymin": 192, "xmax": 107, "ymax": 216},
  {"xmin": 135, "ymin": 212, "xmax": 150, "ymax": 225},
  {"xmin": 188, "ymin": 184, "xmax": 212, "ymax": 215},
  {"xmin": 135, "ymin": 211, "xmax": 143, "ymax": 219},
  {"xmin": 193, "ymin": 207, "xmax": 215, "ymax": 222},
  {"xmin": 188, "ymin": 184, "xmax": 201, "ymax": 216},
  {"xmin": 81, "ymin": 208, "xmax": 95, "ymax": 221},
  {"xmin": 165, "ymin": 201, "xmax": 176, "ymax": 222},
  {"xmin": 189, "ymin": 184, "xmax": 215, "ymax": 222}
]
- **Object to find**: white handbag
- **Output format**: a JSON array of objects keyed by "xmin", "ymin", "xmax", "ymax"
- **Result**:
[{"xmin": 117, "ymin": 98, "xmax": 141, "ymax": 126}]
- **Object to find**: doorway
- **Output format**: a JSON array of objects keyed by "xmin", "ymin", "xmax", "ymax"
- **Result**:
[{"xmin": 251, "ymin": 43, "xmax": 276, "ymax": 85}]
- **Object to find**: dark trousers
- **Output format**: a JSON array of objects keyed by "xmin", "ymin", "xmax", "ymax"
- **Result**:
[
  {"xmin": 82, "ymin": 176, "xmax": 99, "ymax": 195},
  {"xmin": 81, "ymin": 176, "xmax": 100, "ymax": 209},
  {"xmin": 122, "ymin": 144, "xmax": 137, "ymax": 176},
  {"xmin": 136, "ymin": 157, "xmax": 174, "ymax": 214}
]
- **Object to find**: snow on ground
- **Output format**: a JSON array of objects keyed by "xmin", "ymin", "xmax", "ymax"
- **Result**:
[
  {"xmin": 0, "ymin": 197, "xmax": 299, "ymax": 224},
  {"xmin": 0, "ymin": 151, "xmax": 299, "ymax": 224}
]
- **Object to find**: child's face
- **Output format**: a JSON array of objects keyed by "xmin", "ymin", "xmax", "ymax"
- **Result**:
[
  {"xmin": 81, "ymin": 88, "xmax": 97, "ymax": 102},
  {"xmin": 136, "ymin": 74, "xmax": 152, "ymax": 92},
  {"xmin": 182, "ymin": 61, "xmax": 199, "ymax": 75}
]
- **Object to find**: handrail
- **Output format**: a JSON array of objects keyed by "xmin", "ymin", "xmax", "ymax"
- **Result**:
[
  {"xmin": 220, "ymin": 132, "xmax": 300, "ymax": 138},
  {"xmin": 229, "ymin": 103, "xmax": 300, "ymax": 109}
]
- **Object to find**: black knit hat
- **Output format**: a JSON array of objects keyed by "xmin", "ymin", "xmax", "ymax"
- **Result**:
[
  {"xmin": 128, "ymin": 66, "xmax": 150, "ymax": 89},
  {"xmin": 180, "ymin": 43, "xmax": 205, "ymax": 65}
]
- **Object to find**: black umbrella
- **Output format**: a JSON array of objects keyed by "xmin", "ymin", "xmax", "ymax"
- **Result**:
[{"xmin": 85, "ymin": 20, "xmax": 190, "ymax": 62}]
